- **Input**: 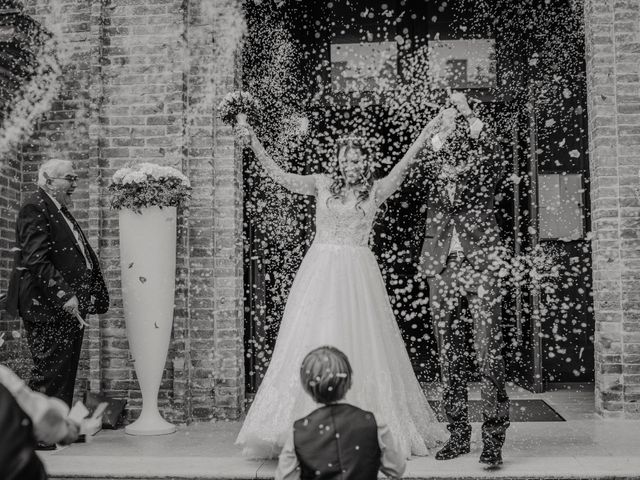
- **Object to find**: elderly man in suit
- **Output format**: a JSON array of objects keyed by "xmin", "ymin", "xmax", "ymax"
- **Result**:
[
  {"xmin": 418, "ymin": 93, "xmax": 509, "ymax": 467},
  {"xmin": 6, "ymin": 159, "xmax": 109, "ymax": 448}
]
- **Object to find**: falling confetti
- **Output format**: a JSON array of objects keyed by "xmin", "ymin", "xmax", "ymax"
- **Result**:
[
  {"xmin": 238, "ymin": 0, "xmax": 593, "ymax": 392},
  {"xmin": 0, "ymin": 0, "xmax": 595, "ymax": 408}
]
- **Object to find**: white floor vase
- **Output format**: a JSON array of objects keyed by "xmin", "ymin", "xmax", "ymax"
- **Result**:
[{"xmin": 119, "ymin": 206, "xmax": 177, "ymax": 435}]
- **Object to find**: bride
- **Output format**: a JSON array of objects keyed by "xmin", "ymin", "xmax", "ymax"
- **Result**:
[{"xmin": 235, "ymin": 116, "xmax": 445, "ymax": 459}]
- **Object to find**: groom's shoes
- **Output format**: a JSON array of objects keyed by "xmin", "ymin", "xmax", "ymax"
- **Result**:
[
  {"xmin": 479, "ymin": 431, "xmax": 505, "ymax": 468},
  {"xmin": 435, "ymin": 427, "xmax": 471, "ymax": 460},
  {"xmin": 435, "ymin": 439, "xmax": 470, "ymax": 460},
  {"xmin": 479, "ymin": 444, "xmax": 503, "ymax": 467}
]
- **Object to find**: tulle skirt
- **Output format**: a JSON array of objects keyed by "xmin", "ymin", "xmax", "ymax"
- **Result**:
[{"xmin": 235, "ymin": 242, "xmax": 445, "ymax": 458}]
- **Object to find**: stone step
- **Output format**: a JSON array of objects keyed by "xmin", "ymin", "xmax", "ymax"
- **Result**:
[
  {"xmin": 41, "ymin": 416, "xmax": 640, "ymax": 480},
  {"xmin": 48, "ymin": 473, "xmax": 640, "ymax": 480},
  {"xmin": 45, "ymin": 455, "xmax": 640, "ymax": 480}
]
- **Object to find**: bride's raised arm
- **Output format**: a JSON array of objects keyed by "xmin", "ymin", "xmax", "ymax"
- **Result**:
[
  {"xmin": 375, "ymin": 112, "xmax": 441, "ymax": 206},
  {"xmin": 239, "ymin": 125, "xmax": 316, "ymax": 196}
]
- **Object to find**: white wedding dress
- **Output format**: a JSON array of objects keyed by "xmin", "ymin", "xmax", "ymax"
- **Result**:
[{"xmin": 236, "ymin": 174, "xmax": 445, "ymax": 459}]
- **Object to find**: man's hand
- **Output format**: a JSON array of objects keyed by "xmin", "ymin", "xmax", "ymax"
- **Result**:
[
  {"xmin": 81, "ymin": 417, "xmax": 102, "ymax": 436},
  {"xmin": 450, "ymin": 91, "xmax": 473, "ymax": 118},
  {"xmin": 437, "ymin": 107, "xmax": 459, "ymax": 142},
  {"xmin": 59, "ymin": 418, "xmax": 80, "ymax": 445},
  {"xmin": 63, "ymin": 295, "xmax": 88, "ymax": 328},
  {"xmin": 63, "ymin": 296, "xmax": 79, "ymax": 315}
]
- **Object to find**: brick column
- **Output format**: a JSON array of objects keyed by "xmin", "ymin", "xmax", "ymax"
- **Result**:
[
  {"xmin": 210, "ymin": 14, "xmax": 245, "ymax": 421},
  {"xmin": 210, "ymin": 87, "xmax": 245, "ymax": 420},
  {"xmin": 584, "ymin": 0, "xmax": 640, "ymax": 418},
  {"xmin": 179, "ymin": 0, "xmax": 245, "ymax": 420}
]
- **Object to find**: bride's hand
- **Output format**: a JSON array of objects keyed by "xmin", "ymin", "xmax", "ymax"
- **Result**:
[
  {"xmin": 234, "ymin": 123, "xmax": 253, "ymax": 146},
  {"xmin": 424, "ymin": 111, "xmax": 443, "ymax": 135}
]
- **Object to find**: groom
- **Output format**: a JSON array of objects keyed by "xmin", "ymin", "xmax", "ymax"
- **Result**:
[{"xmin": 418, "ymin": 93, "xmax": 509, "ymax": 467}]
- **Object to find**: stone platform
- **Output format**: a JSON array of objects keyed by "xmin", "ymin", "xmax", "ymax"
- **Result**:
[{"xmin": 42, "ymin": 386, "xmax": 640, "ymax": 479}]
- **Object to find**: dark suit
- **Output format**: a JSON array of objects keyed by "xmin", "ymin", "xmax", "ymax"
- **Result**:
[
  {"xmin": 293, "ymin": 404, "xmax": 381, "ymax": 480},
  {"xmin": 6, "ymin": 188, "xmax": 109, "ymax": 406},
  {"xmin": 419, "ymin": 120, "xmax": 510, "ymax": 445}
]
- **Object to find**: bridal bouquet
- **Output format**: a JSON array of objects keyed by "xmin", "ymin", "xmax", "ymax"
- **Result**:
[
  {"xmin": 109, "ymin": 163, "xmax": 191, "ymax": 212},
  {"xmin": 218, "ymin": 90, "xmax": 261, "ymax": 127}
]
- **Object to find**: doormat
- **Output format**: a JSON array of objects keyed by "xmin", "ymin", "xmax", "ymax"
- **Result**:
[{"xmin": 427, "ymin": 399, "xmax": 565, "ymax": 422}]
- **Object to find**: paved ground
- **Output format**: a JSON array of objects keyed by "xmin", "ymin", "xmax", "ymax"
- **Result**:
[{"xmin": 42, "ymin": 385, "xmax": 640, "ymax": 479}]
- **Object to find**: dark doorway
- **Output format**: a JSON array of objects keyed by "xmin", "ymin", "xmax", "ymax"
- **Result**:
[{"xmin": 242, "ymin": 0, "xmax": 594, "ymax": 395}]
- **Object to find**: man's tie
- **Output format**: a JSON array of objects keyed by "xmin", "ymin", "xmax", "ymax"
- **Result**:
[{"xmin": 59, "ymin": 205, "xmax": 94, "ymax": 270}]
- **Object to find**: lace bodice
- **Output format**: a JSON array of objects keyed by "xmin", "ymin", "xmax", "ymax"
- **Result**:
[{"xmin": 313, "ymin": 174, "xmax": 378, "ymax": 246}]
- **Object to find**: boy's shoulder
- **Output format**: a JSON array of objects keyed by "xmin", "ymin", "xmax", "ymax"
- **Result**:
[{"xmin": 294, "ymin": 403, "xmax": 378, "ymax": 429}]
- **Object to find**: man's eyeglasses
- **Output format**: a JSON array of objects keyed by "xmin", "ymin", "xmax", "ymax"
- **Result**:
[{"xmin": 49, "ymin": 176, "xmax": 79, "ymax": 183}]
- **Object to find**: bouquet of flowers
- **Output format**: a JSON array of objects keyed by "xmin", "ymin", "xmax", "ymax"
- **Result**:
[
  {"xmin": 109, "ymin": 163, "xmax": 191, "ymax": 212},
  {"xmin": 217, "ymin": 90, "xmax": 261, "ymax": 127}
]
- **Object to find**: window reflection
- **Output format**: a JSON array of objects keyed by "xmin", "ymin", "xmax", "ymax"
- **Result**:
[
  {"xmin": 330, "ymin": 41, "xmax": 398, "ymax": 93},
  {"xmin": 428, "ymin": 39, "xmax": 496, "ymax": 89}
]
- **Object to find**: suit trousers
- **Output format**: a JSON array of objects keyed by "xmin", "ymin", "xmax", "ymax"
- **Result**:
[
  {"xmin": 22, "ymin": 309, "xmax": 84, "ymax": 407},
  {"xmin": 427, "ymin": 254, "xmax": 510, "ymax": 440}
]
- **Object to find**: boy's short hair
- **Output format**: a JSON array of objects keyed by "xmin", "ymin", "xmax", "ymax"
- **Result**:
[{"xmin": 300, "ymin": 346, "xmax": 353, "ymax": 404}]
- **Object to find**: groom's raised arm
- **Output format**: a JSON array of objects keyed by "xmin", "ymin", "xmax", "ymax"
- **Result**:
[{"xmin": 469, "ymin": 120, "xmax": 506, "ymax": 181}]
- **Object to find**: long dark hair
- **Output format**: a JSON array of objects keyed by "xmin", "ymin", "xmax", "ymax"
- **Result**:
[{"xmin": 328, "ymin": 137, "xmax": 374, "ymax": 214}]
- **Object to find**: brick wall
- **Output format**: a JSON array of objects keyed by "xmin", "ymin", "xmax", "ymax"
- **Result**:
[
  {"xmin": 584, "ymin": 0, "xmax": 640, "ymax": 418},
  {"xmin": 0, "ymin": 154, "xmax": 20, "ymax": 286},
  {"xmin": 0, "ymin": 0, "xmax": 244, "ymax": 422},
  {"xmin": 0, "ymin": 150, "xmax": 24, "ymax": 371}
]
